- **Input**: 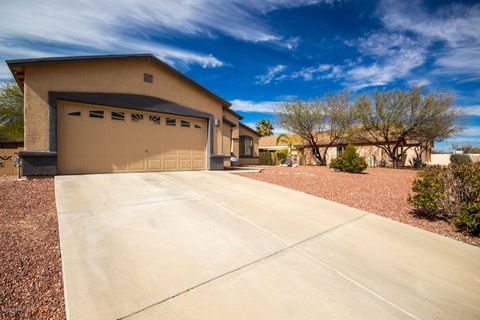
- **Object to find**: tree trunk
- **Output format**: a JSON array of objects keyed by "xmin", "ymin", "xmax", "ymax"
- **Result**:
[{"xmin": 309, "ymin": 142, "xmax": 325, "ymax": 166}]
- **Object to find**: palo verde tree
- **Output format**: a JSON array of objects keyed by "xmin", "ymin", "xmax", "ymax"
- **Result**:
[
  {"xmin": 0, "ymin": 81, "xmax": 24, "ymax": 140},
  {"xmin": 255, "ymin": 119, "xmax": 274, "ymax": 136},
  {"xmin": 275, "ymin": 92, "xmax": 353, "ymax": 165},
  {"xmin": 352, "ymin": 87, "xmax": 460, "ymax": 167}
]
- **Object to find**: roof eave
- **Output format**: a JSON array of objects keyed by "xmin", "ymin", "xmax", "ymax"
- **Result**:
[{"xmin": 6, "ymin": 53, "xmax": 231, "ymax": 107}]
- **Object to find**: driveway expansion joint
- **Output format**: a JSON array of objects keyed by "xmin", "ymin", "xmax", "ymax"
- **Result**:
[{"xmin": 116, "ymin": 213, "xmax": 372, "ymax": 320}]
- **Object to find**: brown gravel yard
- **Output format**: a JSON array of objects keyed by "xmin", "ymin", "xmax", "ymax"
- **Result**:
[
  {"xmin": 0, "ymin": 177, "xmax": 65, "ymax": 320},
  {"xmin": 239, "ymin": 166, "xmax": 480, "ymax": 247}
]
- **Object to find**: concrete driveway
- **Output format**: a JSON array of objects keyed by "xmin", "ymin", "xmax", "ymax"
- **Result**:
[{"xmin": 55, "ymin": 172, "xmax": 480, "ymax": 320}]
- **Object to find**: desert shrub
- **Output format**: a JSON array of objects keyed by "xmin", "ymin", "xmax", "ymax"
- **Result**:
[
  {"xmin": 408, "ymin": 157, "xmax": 423, "ymax": 168},
  {"xmin": 454, "ymin": 203, "xmax": 480, "ymax": 235},
  {"xmin": 260, "ymin": 151, "xmax": 273, "ymax": 165},
  {"xmin": 409, "ymin": 166, "xmax": 449, "ymax": 216},
  {"xmin": 329, "ymin": 144, "xmax": 368, "ymax": 173},
  {"xmin": 409, "ymin": 162, "xmax": 480, "ymax": 235},
  {"xmin": 450, "ymin": 154, "xmax": 471, "ymax": 165},
  {"xmin": 274, "ymin": 149, "xmax": 288, "ymax": 163}
]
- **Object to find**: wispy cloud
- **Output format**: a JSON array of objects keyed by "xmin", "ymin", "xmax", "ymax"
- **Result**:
[
  {"xmin": 231, "ymin": 99, "xmax": 280, "ymax": 113},
  {"xmin": 461, "ymin": 105, "xmax": 480, "ymax": 116},
  {"xmin": 378, "ymin": 0, "xmax": 480, "ymax": 81},
  {"xmin": 0, "ymin": 0, "xmax": 337, "ymax": 77},
  {"xmin": 255, "ymin": 65, "xmax": 287, "ymax": 84}
]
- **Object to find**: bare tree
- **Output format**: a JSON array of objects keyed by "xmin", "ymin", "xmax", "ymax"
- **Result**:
[
  {"xmin": 275, "ymin": 93, "xmax": 353, "ymax": 165},
  {"xmin": 352, "ymin": 88, "xmax": 460, "ymax": 167},
  {"xmin": 320, "ymin": 92, "xmax": 354, "ymax": 163}
]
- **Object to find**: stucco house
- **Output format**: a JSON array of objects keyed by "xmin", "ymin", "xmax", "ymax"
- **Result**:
[
  {"xmin": 6, "ymin": 54, "xmax": 260, "ymax": 176},
  {"xmin": 260, "ymin": 134, "xmax": 432, "ymax": 167}
]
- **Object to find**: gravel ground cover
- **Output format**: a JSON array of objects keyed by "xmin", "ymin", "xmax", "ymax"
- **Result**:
[
  {"xmin": 239, "ymin": 166, "xmax": 480, "ymax": 247},
  {"xmin": 0, "ymin": 176, "xmax": 65, "ymax": 320}
]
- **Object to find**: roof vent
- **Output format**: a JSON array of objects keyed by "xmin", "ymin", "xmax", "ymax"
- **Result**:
[{"xmin": 144, "ymin": 73, "xmax": 153, "ymax": 83}]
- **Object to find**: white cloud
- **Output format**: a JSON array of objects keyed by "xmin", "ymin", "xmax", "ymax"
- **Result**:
[
  {"xmin": 460, "ymin": 105, "xmax": 480, "ymax": 116},
  {"xmin": 462, "ymin": 126, "xmax": 480, "ymax": 137},
  {"xmin": 340, "ymin": 32, "xmax": 427, "ymax": 90},
  {"xmin": 289, "ymin": 64, "xmax": 332, "ymax": 81},
  {"xmin": 230, "ymin": 99, "xmax": 280, "ymax": 113},
  {"xmin": 255, "ymin": 65, "xmax": 287, "ymax": 84},
  {"xmin": 0, "ymin": 0, "xmax": 337, "ymax": 73},
  {"xmin": 378, "ymin": 0, "xmax": 480, "ymax": 80},
  {"xmin": 408, "ymin": 79, "xmax": 431, "ymax": 87}
]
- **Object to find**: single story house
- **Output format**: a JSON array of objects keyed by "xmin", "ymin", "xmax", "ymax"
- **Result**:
[
  {"xmin": 6, "ymin": 54, "xmax": 260, "ymax": 176},
  {"xmin": 260, "ymin": 134, "xmax": 432, "ymax": 167}
]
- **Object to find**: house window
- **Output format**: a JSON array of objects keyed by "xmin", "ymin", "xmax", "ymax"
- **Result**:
[
  {"xmin": 181, "ymin": 120, "xmax": 190, "ymax": 127},
  {"xmin": 166, "ymin": 118, "xmax": 176, "ymax": 126},
  {"xmin": 111, "ymin": 111, "xmax": 125, "ymax": 121},
  {"xmin": 336, "ymin": 146, "xmax": 345, "ymax": 157},
  {"xmin": 131, "ymin": 113, "xmax": 143, "ymax": 121},
  {"xmin": 239, "ymin": 135, "xmax": 253, "ymax": 157},
  {"xmin": 149, "ymin": 115, "xmax": 161, "ymax": 124},
  {"xmin": 89, "ymin": 110, "xmax": 104, "ymax": 118}
]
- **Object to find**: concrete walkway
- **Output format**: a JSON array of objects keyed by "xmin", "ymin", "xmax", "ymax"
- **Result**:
[{"xmin": 55, "ymin": 172, "xmax": 480, "ymax": 320}]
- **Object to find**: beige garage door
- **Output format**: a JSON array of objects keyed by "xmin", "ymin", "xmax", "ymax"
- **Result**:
[{"xmin": 57, "ymin": 101, "xmax": 207, "ymax": 174}]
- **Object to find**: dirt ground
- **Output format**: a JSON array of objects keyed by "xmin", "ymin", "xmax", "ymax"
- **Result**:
[
  {"xmin": 0, "ymin": 176, "xmax": 65, "ymax": 320},
  {"xmin": 239, "ymin": 166, "xmax": 480, "ymax": 247}
]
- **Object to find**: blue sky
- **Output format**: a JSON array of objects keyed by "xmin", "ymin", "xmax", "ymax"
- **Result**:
[{"xmin": 1, "ymin": 0, "xmax": 479, "ymax": 151}]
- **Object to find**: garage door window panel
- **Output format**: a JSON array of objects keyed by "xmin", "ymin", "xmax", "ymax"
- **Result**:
[
  {"xmin": 131, "ymin": 113, "xmax": 144, "ymax": 122},
  {"xmin": 111, "ymin": 111, "xmax": 125, "ymax": 121},
  {"xmin": 166, "ymin": 118, "xmax": 176, "ymax": 126},
  {"xmin": 67, "ymin": 111, "xmax": 81, "ymax": 117},
  {"xmin": 149, "ymin": 115, "xmax": 161, "ymax": 124},
  {"xmin": 89, "ymin": 110, "xmax": 104, "ymax": 119}
]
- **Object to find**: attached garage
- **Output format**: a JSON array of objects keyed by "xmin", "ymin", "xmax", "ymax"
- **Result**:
[
  {"xmin": 6, "ymin": 53, "xmax": 260, "ymax": 176},
  {"xmin": 57, "ymin": 101, "xmax": 207, "ymax": 174}
]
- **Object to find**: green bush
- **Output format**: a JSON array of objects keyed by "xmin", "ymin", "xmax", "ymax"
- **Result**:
[
  {"xmin": 450, "ymin": 154, "xmax": 472, "ymax": 165},
  {"xmin": 274, "ymin": 149, "xmax": 288, "ymax": 162},
  {"xmin": 455, "ymin": 203, "xmax": 480, "ymax": 235},
  {"xmin": 409, "ymin": 166, "xmax": 448, "ymax": 214},
  {"xmin": 409, "ymin": 163, "xmax": 480, "ymax": 235},
  {"xmin": 259, "ymin": 151, "xmax": 273, "ymax": 165},
  {"xmin": 329, "ymin": 144, "xmax": 368, "ymax": 173}
]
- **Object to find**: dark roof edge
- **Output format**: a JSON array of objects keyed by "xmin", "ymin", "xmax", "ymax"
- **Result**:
[
  {"xmin": 239, "ymin": 122, "xmax": 260, "ymax": 136},
  {"xmin": 6, "ymin": 53, "xmax": 231, "ymax": 107},
  {"xmin": 223, "ymin": 106, "xmax": 243, "ymax": 120}
]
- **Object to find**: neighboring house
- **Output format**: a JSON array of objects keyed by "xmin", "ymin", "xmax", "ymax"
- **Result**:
[
  {"xmin": 0, "ymin": 140, "xmax": 23, "ymax": 176},
  {"xmin": 6, "ymin": 54, "xmax": 259, "ymax": 176},
  {"xmin": 260, "ymin": 134, "xmax": 432, "ymax": 167}
]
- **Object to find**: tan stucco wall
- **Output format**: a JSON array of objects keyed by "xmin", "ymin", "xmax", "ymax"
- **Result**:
[
  {"xmin": 23, "ymin": 60, "xmax": 228, "ymax": 153},
  {"xmin": 239, "ymin": 157, "xmax": 260, "ymax": 165},
  {"xmin": 223, "ymin": 109, "xmax": 240, "ymax": 157}
]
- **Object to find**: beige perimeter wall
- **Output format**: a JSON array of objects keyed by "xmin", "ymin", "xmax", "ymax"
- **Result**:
[
  {"xmin": 0, "ymin": 147, "xmax": 22, "ymax": 176},
  {"xmin": 301, "ymin": 144, "xmax": 430, "ymax": 166}
]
